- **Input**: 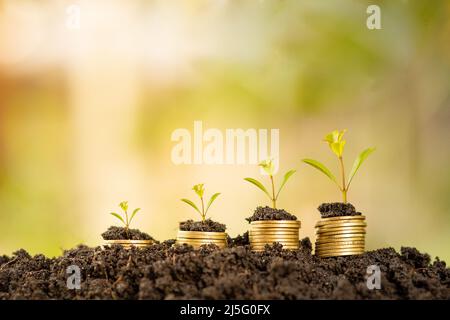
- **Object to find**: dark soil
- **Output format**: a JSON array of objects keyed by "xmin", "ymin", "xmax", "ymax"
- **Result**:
[
  {"xmin": 179, "ymin": 219, "xmax": 226, "ymax": 232},
  {"xmin": 246, "ymin": 206, "xmax": 298, "ymax": 222},
  {"xmin": 318, "ymin": 202, "xmax": 362, "ymax": 218},
  {"xmin": 1, "ymin": 238, "xmax": 448, "ymax": 300},
  {"xmin": 101, "ymin": 226, "xmax": 154, "ymax": 240}
]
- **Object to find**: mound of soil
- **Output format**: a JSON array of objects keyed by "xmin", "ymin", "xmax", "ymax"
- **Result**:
[
  {"xmin": 246, "ymin": 206, "xmax": 297, "ymax": 222},
  {"xmin": 179, "ymin": 219, "xmax": 226, "ymax": 232},
  {"xmin": 1, "ymin": 237, "xmax": 448, "ymax": 300},
  {"xmin": 101, "ymin": 226, "xmax": 153, "ymax": 240},
  {"xmin": 318, "ymin": 202, "xmax": 361, "ymax": 218}
]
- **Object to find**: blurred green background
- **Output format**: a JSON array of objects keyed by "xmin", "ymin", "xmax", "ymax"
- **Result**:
[{"xmin": 0, "ymin": 0, "xmax": 449, "ymax": 261}]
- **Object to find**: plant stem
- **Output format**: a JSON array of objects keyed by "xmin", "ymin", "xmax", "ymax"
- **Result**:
[
  {"xmin": 270, "ymin": 175, "xmax": 276, "ymax": 209},
  {"xmin": 339, "ymin": 156, "xmax": 347, "ymax": 203},
  {"xmin": 200, "ymin": 197, "xmax": 205, "ymax": 221},
  {"xmin": 124, "ymin": 210, "xmax": 130, "ymax": 237}
]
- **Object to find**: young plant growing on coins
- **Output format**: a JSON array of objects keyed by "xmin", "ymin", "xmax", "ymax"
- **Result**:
[
  {"xmin": 178, "ymin": 184, "xmax": 227, "ymax": 247},
  {"xmin": 181, "ymin": 184, "xmax": 221, "ymax": 222},
  {"xmin": 244, "ymin": 159, "xmax": 296, "ymax": 209},
  {"xmin": 302, "ymin": 130, "xmax": 375, "ymax": 203},
  {"xmin": 102, "ymin": 200, "xmax": 153, "ymax": 243},
  {"xmin": 109, "ymin": 201, "xmax": 141, "ymax": 238},
  {"xmin": 302, "ymin": 130, "xmax": 374, "ymax": 258},
  {"xmin": 244, "ymin": 159, "xmax": 300, "ymax": 251}
]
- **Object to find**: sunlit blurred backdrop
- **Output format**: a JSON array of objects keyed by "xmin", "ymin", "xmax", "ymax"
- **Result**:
[{"xmin": 0, "ymin": 0, "xmax": 449, "ymax": 261}]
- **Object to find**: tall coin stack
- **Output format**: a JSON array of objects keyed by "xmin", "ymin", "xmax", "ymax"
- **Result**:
[
  {"xmin": 315, "ymin": 215, "xmax": 366, "ymax": 257},
  {"xmin": 176, "ymin": 230, "xmax": 228, "ymax": 249},
  {"xmin": 249, "ymin": 220, "xmax": 301, "ymax": 252}
]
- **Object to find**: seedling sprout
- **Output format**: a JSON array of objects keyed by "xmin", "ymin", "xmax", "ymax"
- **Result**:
[
  {"xmin": 244, "ymin": 159, "xmax": 296, "ymax": 209},
  {"xmin": 109, "ymin": 201, "xmax": 141, "ymax": 237},
  {"xmin": 302, "ymin": 129, "xmax": 375, "ymax": 203},
  {"xmin": 181, "ymin": 184, "xmax": 221, "ymax": 222}
]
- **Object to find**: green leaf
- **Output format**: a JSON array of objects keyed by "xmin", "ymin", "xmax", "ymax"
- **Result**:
[
  {"xmin": 324, "ymin": 130, "xmax": 339, "ymax": 144},
  {"xmin": 276, "ymin": 169, "xmax": 296, "ymax": 199},
  {"xmin": 181, "ymin": 198, "xmax": 201, "ymax": 215},
  {"xmin": 330, "ymin": 141, "xmax": 346, "ymax": 157},
  {"xmin": 119, "ymin": 201, "xmax": 128, "ymax": 212},
  {"xmin": 258, "ymin": 159, "xmax": 275, "ymax": 175},
  {"xmin": 129, "ymin": 208, "xmax": 141, "ymax": 225},
  {"xmin": 205, "ymin": 193, "xmax": 221, "ymax": 214},
  {"xmin": 302, "ymin": 159, "xmax": 338, "ymax": 185},
  {"xmin": 244, "ymin": 177, "xmax": 271, "ymax": 199},
  {"xmin": 109, "ymin": 212, "xmax": 125, "ymax": 225},
  {"xmin": 192, "ymin": 184, "xmax": 205, "ymax": 198},
  {"xmin": 347, "ymin": 147, "xmax": 376, "ymax": 188},
  {"xmin": 324, "ymin": 130, "xmax": 346, "ymax": 157}
]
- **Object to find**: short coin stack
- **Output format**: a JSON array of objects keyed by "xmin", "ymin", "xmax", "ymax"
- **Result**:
[
  {"xmin": 176, "ymin": 230, "xmax": 227, "ymax": 249},
  {"xmin": 315, "ymin": 215, "xmax": 366, "ymax": 257},
  {"xmin": 249, "ymin": 220, "xmax": 301, "ymax": 252},
  {"xmin": 104, "ymin": 239, "xmax": 154, "ymax": 249}
]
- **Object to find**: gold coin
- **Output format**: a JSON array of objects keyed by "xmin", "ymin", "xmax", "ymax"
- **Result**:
[
  {"xmin": 251, "ymin": 245, "xmax": 299, "ymax": 250},
  {"xmin": 251, "ymin": 244, "xmax": 299, "ymax": 248},
  {"xmin": 316, "ymin": 239, "xmax": 365, "ymax": 246},
  {"xmin": 315, "ymin": 247, "xmax": 365, "ymax": 254},
  {"xmin": 316, "ymin": 219, "xmax": 366, "ymax": 227},
  {"xmin": 316, "ymin": 250, "xmax": 364, "ymax": 258},
  {"xmin": 316, "ymin": 222, "xmax": 367, "ymax": 230},
  {"xmin": 176, "ymin": 231, "xmax": 227, "ymax": 239},
  {"xmin": 250, "ymin": 228, "xmax": 300, "ymax": 232},
  {"xmin": 250, "ymin": 238, "xmax": 299, "ymax": 242},
  {"xmin": 317, "ymin": 222, "xmax": 367, "ymax": 229},
  {"xmin": 249, "ymin": 234, "xmax": 299, "ymax": 239},
  {"xmin": 251, "ymin": 220, "xmax": 300, "ymax": 225},
  {"xmin": 316, "ymin": 248, "xmax": 365, "ymax": 255},
  {"xmin": 316, "ymin": 238, "xmax": 365, "ymax": 245},
  {"xmin": 250, "ymin": 229, "xmax": 299, "ymax": 234},
  {"xmin": 249, "ymin": 237, "xmax": 299, "ymax": 242},
  {"xmin": 317, "ymin": 232, "xmax": 366, "ymax": 238},
  {"xmin": 316, "ymin": 244, "xmax": 365, "ymax": 251},
  {"xmin": 318, "ymin": 215, "xmax": 366, "ymax": 223},
  {"xmin": 316, "ymin": 227, "xmax": 366, "ymax": 235},
  {"xmin": 316, "ymin": 236, "xmax": 366, "ymax": 242},
  {"xmin": 177, "ymin": 239, "xmax": 226, "ymax": 243},
  {"xmin": 250, "ymin": 221, "xmax": 301, "ymax": 228},
  {"xmin": 251, "ymin": 240, "xmax": 299, "ymax": 245},
  {"xmin": 175, "ymin": 241, "xmax": 226, "ymax": 248},
  {"xmin": 250, "ymin": 241, "xmax": 299, "ymax": 245},
  {"xmin": 316, "ymin": 233, "xmax": 366, "ymax": 240},
  {"xmin": 317, "ymin": 231, "xmax": 366, "ymax": 237},
  {"xmin": 316, "ymin": 242, "xmax": 365, "ymax": 248},
  {"xmin": 251, "ymin": 246, "xmax": 299, "ymax": 250},
  {"xmin": 249, "ymin": 230, "xmax": 299, "ymax": 234},
  {"xmin": 250, "ymin": 241, "xmax": 298, "ymax": 245},
  {"xmin": 176, "ymin": 238, "xmax": 226, "ymax": 244}
]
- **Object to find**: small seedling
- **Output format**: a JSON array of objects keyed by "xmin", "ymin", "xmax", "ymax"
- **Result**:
[
  {"xmin": 109, "ymin": 201, "xmax": 141, "ymax": 237},
  {"xmin": 244, "ymin": 159, "xmax": 296, "ymax": 209},
  {"xmin": 302, "ymin": 129, "xmax": 375, "ymax": 203},
  {"xmin": 181, "ymin": 184, "xmax": 221, "ymax": 222}
]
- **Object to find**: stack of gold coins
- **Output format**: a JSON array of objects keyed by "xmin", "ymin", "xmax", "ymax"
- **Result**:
[
  {"xmin": 103, "ymin": 239, "xmax": 154, "ymax": 249},
  {"xmin": 175, "ymin": 230, "xmax": 227, "ymax": 249},
  {"xmin": 249, "ymin": 220, "xmax": 301, "ymax": 252},
  {"xmin": 315, "ymin": 215, "xmax": 366, "ymax": 258}
]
